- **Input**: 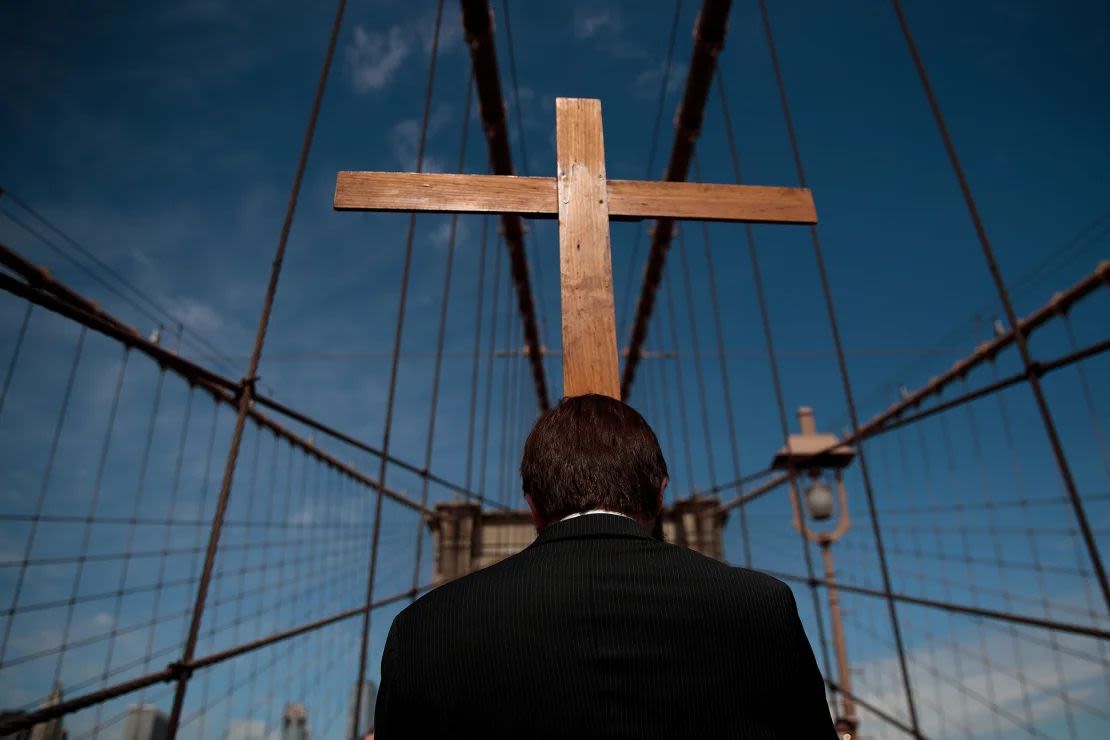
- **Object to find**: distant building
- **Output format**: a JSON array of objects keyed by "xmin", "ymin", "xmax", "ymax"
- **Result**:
[
  {"xmin": 20, "ymin": 684, "xmax": 65, "ymax": 740},
  {"xmin": 122, "ymin": 706, "xmax": 167, "ymax": 740},
  {"xmin": 346, "ymin": 682, "xmax": 377, "ymax": 740},
  {"xmin": 1, "ymin": 684, "xmax": 67, "ymax": 740},
  {"xmin": 225, "ymin": 719, "xmax": 267, "ymax": 740},
  {"xmin": 280, "ymin": 704, "xmax": 308, "ymax": 740}
]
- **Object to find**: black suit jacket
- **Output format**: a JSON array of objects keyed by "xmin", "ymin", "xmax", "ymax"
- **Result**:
[{"xmin": 376, "ymin": 513, "xmax": 836, "ymax": 738}]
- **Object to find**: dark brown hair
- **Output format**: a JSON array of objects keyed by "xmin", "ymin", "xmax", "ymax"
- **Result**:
[{"xmin": 520, "ymin": 394, "xmax": 668, "ymax": 522}]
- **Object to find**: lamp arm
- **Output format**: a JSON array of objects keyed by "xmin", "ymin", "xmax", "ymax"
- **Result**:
[{"xmin": 826, "ymin": 469, "xmax": 852, "ymax": 542}]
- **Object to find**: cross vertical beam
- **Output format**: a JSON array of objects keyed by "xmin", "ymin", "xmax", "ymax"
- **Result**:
[{"xmin": 556, "ymin": 98, "xmax": 619, "ymax": 399}]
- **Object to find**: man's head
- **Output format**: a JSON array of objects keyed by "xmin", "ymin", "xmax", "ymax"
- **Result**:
[{"xmin": 520, "ymin": 394, "xmax": 668, "ymax": 528}]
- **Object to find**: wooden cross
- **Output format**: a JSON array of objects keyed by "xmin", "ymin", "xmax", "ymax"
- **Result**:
[{"xmin": 334, "ymin": 98, "xmax": 816, "ymax": 400}]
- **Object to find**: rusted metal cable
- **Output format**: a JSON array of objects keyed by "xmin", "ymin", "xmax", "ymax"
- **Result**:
[
  {"xmin": 0, "ymin": 583, "xmax": 432, "ymax": 737},
  {"xmin": 692, "ymin": 173, "xmax": 749, "ymax": 565},
  {"xmin": 0, "ymin": 233, "xmax": 490, "ymax": 505},
  {"xmin": 480, "ymin": 233, "xmax": 505, "ymax": 494},
  {"xmin": 460, "ymin": 0, "xmax": 549, "ymax": 410},
  {"xmin": 675, "ymin": 228, "xmax": 717, "ymax": 488},
  {"xmin": 710, "ymin": 67, "xmax": 842, "ymax": 704},
  {"xmin": 662, "ymin": 271, "xmax": 696, "ymax": 493},
  {"xmin": 0, "ymin": 268, "xmax": 431, "ymax": 514},
  {"xmin": 1062, "ymin": 315, "xmax": 1110, "ymax": 479},
  {"xmin": 616, "ymin": 0, "xmax": 683, "ymax": 340},
  {"xmin": 465, "ymin": 215, "xmax": 491, "ymax": 494},
  {"xmin": 621, "ymin": 0, "xmax": 732, "ymax": 398},
  {"xmin": 0, "ymin": 326, "xmax": 86, "ymax": 665},
  {"xmin": 0, "ymin": 302, "xmax": 31, "ymax": 419},
  {"xmin": 764, "ymin": 570, "xmax": 1110, "ymax": 640},
  {"xmin": 499, "ymin": 0, "xmax": 553, "ymax": 347},
  {"xmin": 757, "ymin": 1, "xmax": 921, "ymax": 733},
  {"xmin": 412, "ymin": 68, "xmax": 475, "ymax": 598},
  {"xmin": 165, "ymin": 0, "xmax": 350, "ymax": 730},
  {"xmin": 890, "ymin": 0, "xmax": 1109, "ymax": 613},
  {"xmin": 711, "ymin": 258, "xmax": 1108, "ymax": 513},
  {"xmin": 354, "ymin": 1, "xmax": 444, "ymax": 731}
]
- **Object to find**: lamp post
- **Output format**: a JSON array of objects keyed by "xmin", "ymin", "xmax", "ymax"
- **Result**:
[{"xmin": 771, "ymin": 407, "xmax": 858, "ymax": 740}]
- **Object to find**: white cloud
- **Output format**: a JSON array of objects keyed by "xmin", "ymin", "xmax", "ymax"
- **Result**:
[
  {"xmin": 574, "ymin": 9, "xmax": 616, "ymax": 39},
  {"xmin": 852, "ymin": 621, "xmax": 1107, "ymax": 737},
  {"xmin": 634, "ymin": 60, "xmax": 687, "ymax": 98},
  {"xmin": 346, "ymin": 25, "xmax": 410, "ymax": 93},
  {"xmin": 345, "ymin": 10, "xmax": 464, "ymax": 95},
  {"xmin": 428, "ymin": 219, "xmax": 468, "ymax": 249},
  {"xmin": 162, "ymin": 295, "xmax": 226, "ymax": 337},
  {"xmin": 387, "ymin": 103, "xmax": 453, "ymax": 170}
]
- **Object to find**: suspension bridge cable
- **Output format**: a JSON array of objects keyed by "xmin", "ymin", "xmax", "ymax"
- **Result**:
[
  {"xmin": 353, "ymin": 0, "xmax": 445, "ymax": 732},
  {"xmin": 712, "ymin": 69, "xmax": 837, "ymax": 707},
  {"xmin": 0, "ymin": 302, "xmax": 32, "ymax": 421},
  {"xmin": 167, "ymin": 0, "xmax": 353, "ymax": 725},
  {"xmin": 756, "ymin": 1, "xmax": 922, "ymax": 733},
  {"xmin": 411, "ymin": 68, "xmax": 475, "ymax": 598},
  {"xmin": 498, "ymin": 0, "xmax": 552, "ymax": 347},
  {"xmin": 616, "ymin": 0, "xmax": 683, "ymax": 340},
  {"xmin": 480, "ymin": 233, "xmax": 505, "ymax": 496},
  {"xmin": 662, "ymin": 269, "xmax": 695, "ymax": 494},
  {"xmin": 0, "ymin": 189, "xmax": 241, "ymax": 378},
  {"xmin": 990, "ymin": 359, "xmax": 1084, "ymax": 736},
  {"xmin": 465, "ymin": 215, "xmax": 491, "ymax": 494},
  {"xmin": 889, "ymin": 0, "xmax": 1109, "ymax": 614},
  {"xmin": 675, "ymin": 227, "xmax": 717, "ymax": 489},
  {"xmin": 1062, "ymin": 314, "xmax": 1110, "ymax": 480},
  {"xmin": 691, "ymin": 151, "xmax": 750, "ymax": 565},
  {"xmin": 0, "ymin": 328, "xmax": 86, "ymax": 666}
]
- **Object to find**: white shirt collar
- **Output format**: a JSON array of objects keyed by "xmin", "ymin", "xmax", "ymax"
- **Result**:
[{"xmin": 559, "ymin": 509, "xmax": 634, "ymax": 522}]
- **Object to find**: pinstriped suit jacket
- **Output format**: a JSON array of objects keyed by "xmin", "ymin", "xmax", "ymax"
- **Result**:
[{"xmin": 376, "ymin": 513, "xmax": 836, "ymax": 738}]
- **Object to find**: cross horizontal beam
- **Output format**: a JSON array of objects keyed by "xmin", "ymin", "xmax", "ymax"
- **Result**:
[{"xmin": 334, "ymin": 171, "xmax": 817, "ymax": 225}]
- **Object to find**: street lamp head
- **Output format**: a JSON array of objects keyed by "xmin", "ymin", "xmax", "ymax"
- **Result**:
[{"xmin": 804, "ymin": 477, "xmax": 835, "ymax": 521}]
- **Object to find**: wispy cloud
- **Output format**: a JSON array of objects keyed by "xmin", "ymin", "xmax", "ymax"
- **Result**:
[
  {"xmin": 634, "ymin": 60, "xmax": 687, "ymax": 98},
  {"xmin": 574, "ymin": 9, "xmax": 617, "ymax": 40},
  {"xmin": 346, "ymin": 25, "xmax": 410, "ymax": 93},
  {"xmin": 346, "ymin": 10, "xmax": 464, "ymax": 95},
  {"xmin": 387, "ymin": 103, "xmax": 453, "ymax": 172},
  {"xmin": 572, "ymin": 6, "xmax": 646, "ymax": 60}
]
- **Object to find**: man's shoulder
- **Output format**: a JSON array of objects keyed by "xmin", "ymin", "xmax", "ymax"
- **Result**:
[
  {"xmin": 394, "ymin": 542, "xmax": 795, "ymax": 632},
  {"xmin": 391, "ymin": 551, "xmax": 531, "ymax": 630}
]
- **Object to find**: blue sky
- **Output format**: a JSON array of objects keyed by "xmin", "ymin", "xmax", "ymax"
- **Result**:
[{"xmin": 1, "ymin": 1, "xmax": 1109, "ymax": 738}]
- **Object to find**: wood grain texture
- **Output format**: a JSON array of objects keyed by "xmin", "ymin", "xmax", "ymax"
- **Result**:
[
  {"xmin": 334, "ymin": 172, "xmax": 556, "ymax": 216},
  {"xmin": 334, "ymin": 172, "xmax": 817, "ymax": 224},
  {"xmin": 608, "ymin": 180, "xmax": 816, "ymax": 224},
  {"xmin": 556, "ymin": 98, "xmax": 620, "ymax": 400}
]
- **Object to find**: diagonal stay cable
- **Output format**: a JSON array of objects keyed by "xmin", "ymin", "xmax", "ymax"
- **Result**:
[
  {"xmin": 164, "ymin": 0, "xmax": 351, "ymax": 732},
  {"xmin": 757, "ymin": 0, "xmax": 922, "ymax": 733},
  {"xmin": 890, "ymin": 0, "xmax": 1109, "ymax": 614}
]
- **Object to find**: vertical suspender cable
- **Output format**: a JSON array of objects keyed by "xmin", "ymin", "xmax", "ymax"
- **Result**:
[
  {"xmin": 676, "ymin": 227, "xmax": 718, "ymax": 489},
  {"xmin": 411, "ymin": 70, "xmax": 475, "ymax": 596},
  {"xmin": 353, "ymin": 2, "xmax": 445, "ymax": 734},
  {"xmin": 757, "ymin": 1, "xmax": 922, "ymax": 733},
  {"xmin": 711, "ymin": 77, "xmax": 836, "ymax": 706},
  {"xmin": 693, "ymin": 154, "xmax": 749, "ymax": 564},
  {"xmin": 464, "ymin": 216, "xmax": 491, "ymax": 494}
]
